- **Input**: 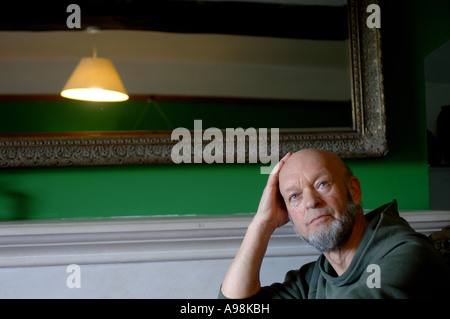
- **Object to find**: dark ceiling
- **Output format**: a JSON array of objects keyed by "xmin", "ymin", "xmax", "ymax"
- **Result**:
[{"xmin": 0, "ymin": 0, "xmax": 348, "ymax": 40}]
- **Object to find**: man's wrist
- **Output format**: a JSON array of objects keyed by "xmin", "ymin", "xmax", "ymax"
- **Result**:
[{"xmin": 248, "ymin": 217, "xmax": 277, "ymax": 238}]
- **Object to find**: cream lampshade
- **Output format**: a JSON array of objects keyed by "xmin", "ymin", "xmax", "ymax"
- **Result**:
[{"xmin": 61, "ymin": 57, "xmax": 129, "ymax": 102}]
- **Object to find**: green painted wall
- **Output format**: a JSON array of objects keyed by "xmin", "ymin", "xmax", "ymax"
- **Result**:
[{"xmin": 0, "ymin": 0, "xmax": 448, "ymax": 220}]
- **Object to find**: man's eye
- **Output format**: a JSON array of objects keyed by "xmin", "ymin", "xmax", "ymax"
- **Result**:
[
  {"xmin": 290, "ymin": 194, "xmax": 299, "ymax": 200},
  {"xmin": 318, "ymin": 181, "xmax": 329, "ymax": 188}
]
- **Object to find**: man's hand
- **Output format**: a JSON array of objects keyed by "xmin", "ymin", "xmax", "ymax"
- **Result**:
[
  {"xmin": 220, "ymin": 152, "xmax": 291, "ymax": 299},
  {"xmin": 253, "ymin": 152, "xmax": 292, "ymax": 232}
]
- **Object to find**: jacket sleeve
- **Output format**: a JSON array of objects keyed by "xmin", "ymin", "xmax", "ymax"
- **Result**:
[{"xmin": 218, "ymin": 261, "xmax": 318, "ymax": 299}]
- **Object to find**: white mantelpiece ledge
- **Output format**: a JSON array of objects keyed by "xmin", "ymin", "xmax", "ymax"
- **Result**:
[{"xmin": 0, "ymin": 211, "xmax": 448, "ymax": 268}]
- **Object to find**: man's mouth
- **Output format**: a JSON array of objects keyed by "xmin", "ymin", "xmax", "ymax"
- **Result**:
[{"xmin": 309, "ymin": 214, "xmax": 331, "ymax": 225}]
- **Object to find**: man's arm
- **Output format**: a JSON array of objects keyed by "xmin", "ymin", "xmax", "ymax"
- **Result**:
[{"xmin": 220, "ymin": 153, "xmax": 291, "ymax": 299}]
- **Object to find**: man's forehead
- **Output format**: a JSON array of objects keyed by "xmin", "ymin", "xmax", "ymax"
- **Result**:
[
  {"xmin": 283, "ymin": 150, "xmax": 344, "ymax": 172},
  {"xmin": 280, "ymin": 165, "xmax": 330, "ymax": 189},
  {"xmin": 279, "ymin": 150, "xmax": 344, "ymax": 188},
  {"xmin": 281, "ymin": 150, "xmax": 329, "ymax": 174}
]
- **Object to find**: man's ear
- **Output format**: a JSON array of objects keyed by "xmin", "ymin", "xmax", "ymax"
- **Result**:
[{"xmin": 347, "ymin": 176, "xmax": 362, "ymax": 206}]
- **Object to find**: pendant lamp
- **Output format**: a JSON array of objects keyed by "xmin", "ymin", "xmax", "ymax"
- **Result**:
[{"xmin": 61, "ymin": 28, "xmax": 129, "ymax": 102}]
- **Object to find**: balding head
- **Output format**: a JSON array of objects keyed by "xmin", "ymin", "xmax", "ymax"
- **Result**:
[
  {"xmin": 280, "ymin": 149, "xmax": 353, "ymax": 185},
  {"xmin": 277, "ymin": 149, "xmax": 362, "ymax": 251},
  {"xmin": 278, "ymin": 149, "xmax": 358, "ymax": 205}
]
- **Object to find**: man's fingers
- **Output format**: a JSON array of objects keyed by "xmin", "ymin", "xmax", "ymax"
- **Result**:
[
  {"xmin": 269, "ymin": 152, "xmax": 291, "ymax": 176},
  {"xmin": 280, "ymin": 152, "xmax": 292, "ymax": 164},
  {"xmin": 266, "ymin": 152, "xmax": 291, "ymax": 188}
]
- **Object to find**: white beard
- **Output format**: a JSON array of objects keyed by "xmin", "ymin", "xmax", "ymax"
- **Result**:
[{"xmin": 294, "ymin": 197, "xmax": 358, "ymax": 253}]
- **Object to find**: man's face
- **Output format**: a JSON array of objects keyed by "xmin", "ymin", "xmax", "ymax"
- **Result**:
[{"xmin": 279, "ymin": 150, "xmax": 361, "ymax": 251}]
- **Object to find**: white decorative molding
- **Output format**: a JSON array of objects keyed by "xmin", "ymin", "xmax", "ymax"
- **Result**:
[{"xmin": 0, "ymin": 211, "xmax": 448, "ymax": 268}]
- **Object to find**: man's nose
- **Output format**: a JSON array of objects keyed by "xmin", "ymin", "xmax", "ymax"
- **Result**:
[{"xmin": 303, "ymin": 188, "xmax": 322, "ymax": 209}]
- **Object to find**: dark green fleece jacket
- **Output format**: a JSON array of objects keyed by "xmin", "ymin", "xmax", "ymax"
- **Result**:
[{"xmin": 220, "ymin": 200, "xmax": 450, "ymax": 299}]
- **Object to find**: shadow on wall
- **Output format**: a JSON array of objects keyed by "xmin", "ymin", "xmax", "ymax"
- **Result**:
[{"xmin": 0, "ymin": 183, "xmax": 35, "ymax": 220}]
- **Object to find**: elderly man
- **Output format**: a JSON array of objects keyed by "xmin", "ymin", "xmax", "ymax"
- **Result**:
[{"xmin": 220, "ymin": 149, "xmax": 449, "ymax": 299}]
